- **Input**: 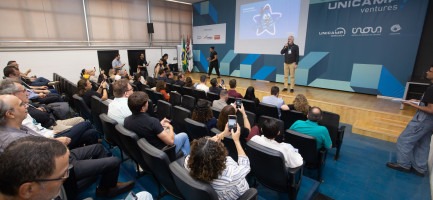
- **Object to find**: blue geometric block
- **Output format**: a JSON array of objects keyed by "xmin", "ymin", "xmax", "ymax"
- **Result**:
[
  {"xmin": 378, "ymin": 67, "xmax": 405, "ymax": 98},
  {"xmin": 252, "ymin": 66, "xmax": 276, "ymax": 80},
  {"xmin": 193, "ymin": 50, "xmax": 208, "ymax": 73},
  {"xmin": 193, "ymin": 1, "xmax": 217, "ymax": 24},
  {"xmin": 220, "ymin": 50, "xmax": 239, "ymax": 76},
  {"xmin": 240, "ymin": 54, "xmax": 263, "ymax": 79},
  {"xmin": 350, "ymin": 63, "xmax": 382, "ymax": 94},
  {"xmin": 200, "ymin": 1, "xmax": 209, "ymax": 15},
  {"xmin": 297, "ymin": 52, "xmax": 329, "ymax": 85}
]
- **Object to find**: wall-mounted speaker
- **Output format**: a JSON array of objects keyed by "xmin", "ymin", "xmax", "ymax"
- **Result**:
[{"xmin": 147, "ymin": 23, "xmax": 154, "ymax": 34}]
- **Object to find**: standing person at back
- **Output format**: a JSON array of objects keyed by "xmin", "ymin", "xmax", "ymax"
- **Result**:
[
  {"xmin": 289, "ymin": 107, "xmax": 332, "ymax": 150},
  {"xmin": 112, "ymin": 54, "xmax": 125, "ymax": 70},
  {"xmin": 208, "ymin": 46, "xmax": 220, "ymax": 78},
  {"xmin": 262, "ymin": 86, "xmax": 285, "ymax": 117},
  {"xmin": 280, "ymin": 35, "xmax": 299, "ymax": 93}
]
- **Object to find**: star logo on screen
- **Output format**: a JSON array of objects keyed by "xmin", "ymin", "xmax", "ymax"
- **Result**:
[{"xmin": 253, "ymin": 4, "xmax": 282, "ymax": 36}]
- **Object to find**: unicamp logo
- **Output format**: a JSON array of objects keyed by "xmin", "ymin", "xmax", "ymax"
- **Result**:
[
  {"xmin": 319, "ymin": 27, "xmax": 346, "ymax": 37},
  {"xmin": 328, "ymin": 0, "xmax": 400, "ymax": 13}
]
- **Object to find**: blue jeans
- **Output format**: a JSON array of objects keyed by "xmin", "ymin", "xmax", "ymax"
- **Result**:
[
  {"xmin": 396, "ymin": 104, "xmax": 433, "ymax": 173},
  {"xmin": 55, "ymin": 121, "xmax": 99, "ymax": 149},
  {"xmin": 174, "ymin": 132, "xmax": 190, "ymax": 155},
  {"xmin": 31, "ymin": 77, "xmax": 50, "ymax": 86}
]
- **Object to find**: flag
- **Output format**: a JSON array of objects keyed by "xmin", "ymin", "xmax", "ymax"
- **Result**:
[
  {"xmin": 187, "ymin": 35, "xmax": 193, "ymax": 72},
  {"xmin": 181, "ymin": 35, "xmax": 187, "ymax": 72}
]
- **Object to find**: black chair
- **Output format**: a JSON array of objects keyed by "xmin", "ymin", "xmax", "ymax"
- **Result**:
[
  {"xmin": 281, "ymin": 110, "xmax": 307, "ymax": 130},
  {"xmin": 211, "ymin": 128, "xmax": 239, "ymax": 162},
  {"xmin": 154, "ymin": 91, "xmax": 164, "ymax": 102},
  {"xmin": 211, "ymin": 107, "xmax": 221, "ymax": 118},
  {"xmin": 242, "ymin": 99, "xmax": 256, "ymax": 114},
  {"xmin": 258, "ymin": 102, "xmax": 279, "ymax": 119},
  {"xmin": 131, "ymin": 83, "xmax": 138, "ymax": 91},
  {"xmin": 99, "ymin": 113, "xmax": 125, "ymax": 160},
  {"xmin": 90, "ymin": 95, "xmax": 103, "ymax": 132},
  {"xmin": 172, "ymin": 106, "xmax": 191, "ymax": 133},
  {"xmin": 182, "ymin": 87, "xmax": 194, "ymax": 96},
  {"xmin": 145, "ymin": 88, "xmax": 156, "ymax": 103},
  {"xmin": 166, "ymin": 83, "xmax": 173, "ymax": 93},
  {"xmin": 185, "ymin": 118, "xmax": 212, "ymax": 141},
  {"xmin": 157, "ymin": 100, "xmax": 172, "ymax": 120},
  {"xmin": 115, "ymin": 124, "xmax": 151, "ymax": 177},
  {"xmin": 258, "ymin": 116, "xmax": 285, "ymax": 142},
  {"xmin": 285, "ymin": 130, "xmax": 327, "ymax": 181},
  {"xmin": 245, "ymin": 111, "xmax": 256, "ymax": 127},
  {"xmin": 227, "ymin": 96, "xmax": 236, "ymax": 104},
  {"xmin": 181, "ymin": 95, "xmax": 196, "ymax": 111},
  {"xmin": 207, "ymin": 92, "xmax": 219, "ymax": 102},
  {"xmin": 147, "ymin": 99, "xmax": 156, "ymax": 118},
  {"xmin": 170, "ymin": 91, "xmax": 182, "ymax": 107},
  {"xmin": 72, "ymin": 94, "xmax": 92, "ymax": 122},
  {"xmin": 169, "ymin": 161, "xmax": 258, "ymax": 200},
  {"xmin": 192, "ymin": 89, "xmax": 207, "ymax": 101},
  {"xmin": 247, "ymin": 140, "xmax": 303, "ymax": 200},
  {"xmin": 100, "ymin": 100, "xmax": 109, "ymax": 114},
  {"xmin": 137, "ymin": 138, "xmax": 182, "ymax": 199},
  {"xmin": 107, "ymin": 83, "xmax": 114, "ymax": 99},
  {"xmin": 172, "ymin": 84, "xmax": 182, "ymax": 93},
  {"xmin": 319, "ymin": 111, "xmax": 346, "ymax": 160}
]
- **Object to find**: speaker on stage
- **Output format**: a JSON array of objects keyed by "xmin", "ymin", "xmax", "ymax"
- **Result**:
[{"xmin": 147, "ymin": 23, "xmax": 154, "ymax": 34}]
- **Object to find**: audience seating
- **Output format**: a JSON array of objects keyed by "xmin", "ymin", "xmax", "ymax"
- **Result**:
[
  {"xmin": 154, "ymin": 91, "xmax": 164, "ymax": 102},
  {"xmin": 147, "ymin": 99, "xmax": 156, "ymax": 118},
  {"xmin": 107, "ymin": 83, "xmax": 114, "ymax": 99},
  {"xmin": 245, "ymin": 111, "xmax": 256, "ymax": 127},
  {"xmin": 247, "ymin": 140, "xmax": 303, "ymax": 200},
  {"xmin": 281, "ymin": 110, "xmax": 307, "ymax": 130},
  {"xmin": 185, "ymin": 118, "xmax": 212, "ymax": 141},
  {"xmin": 211, "ymin": 128, "xmax": 238, "ymax": 162},
  {"xmin": 257, "ymin": 115, "xmax": 285, "ymax": 143},
  {"xmin": 172, "ymin": 106, "xmax": 191, "ymax": 133},
  {"xmin": 169, "ymin": 161, "xmax": 258, "ymax": 200},
  {"xmin": 169, "ymin": 91, "xmax": 182, "ymax": 107},
  {"xmin": 227, "ymin": 96, "xmax": 236, "ymax": 105},
  {"xmin": 145, "ymin": 88, "xmax": 156, "ymax": 103},
  {"xmin": 258, "ymin": 102, "xmax": 279, "ymax": 119},
  {"xmin": 192, "ymin": 89, "xmax": 207, "ymax": 101},
  {"xmin": 183, "ymin": 87, "xmax": 194, "ymax": 96},
  {"xmin": 166, "ymin": 83, "xmax": 173, "ymax": 93},
  {"xmin": 211, "ymin": 107, "xmax": 221, "ymax": 119},
  {"xmin": 137, "ymin": 139, "xmax": 183, "ymax": 199},
  {"xmin": 285, "ymin": 130, "xmax": 327, "ymax": 181},
  {"xmin": 319, "ymin": 111, "xmax": 345, "ymax": 160},
  {"xmin": 207, "ymin": 91, "xmax": 219, "ymax": 102},
  {"xmin": 72, "ymin": 94, "xmax": 92, "ymax": 122},
  {"xmin": 100, "ymin": 100, "xmax": 109, "ymax": 114},
  {"xmin": 242, "ymin": 99, "xmax": 257, "ymax": 114},
  {"xmin": 99, "ymin": 113, "xmax": 124, "ymax": 160},
  {"xmin": 90, "ymin": 95, "xmax": 103, "ymax": 132},
  {"xmin": 171, "ymin": 84, "xmax": 181, "ymax": 92},
  {"xmin": 181, "ymin": 95, "xmax": 196, "ymax": 111},
  {"xmin": 157, "ymin": 100, "xmax": 172, "ymax": 120},
  {"xmin": 115, "ymin": 124, "xmax": 151, "ymax": 177}
]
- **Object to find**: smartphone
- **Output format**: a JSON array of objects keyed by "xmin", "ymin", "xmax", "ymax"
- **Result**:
[
  {"xmin": 228, "ymin": 115, "xmax": 237, "ymax": 132},
  {"xmin": 221, "ymin": 79, "xmax": 225, "ymax": 85},
  {"xmin": 235, "ymin": 98, "xmax": 242, "ymax": 109}
]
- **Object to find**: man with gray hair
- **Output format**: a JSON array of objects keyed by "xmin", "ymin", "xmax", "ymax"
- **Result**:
[
  {"xmin": 280, "ymin": 35, "xmax": 299, "ymax": 93},
  {"xmin": 213, "ymin": 89, "xmax": 229, "ymax": 110}
]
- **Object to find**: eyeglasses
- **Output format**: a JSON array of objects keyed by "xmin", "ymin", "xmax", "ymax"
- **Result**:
[{"xmin": 33, "ymin": 165, "xmax": 70, "ymax": 182}]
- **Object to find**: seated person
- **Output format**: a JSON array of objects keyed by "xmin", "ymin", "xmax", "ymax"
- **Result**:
[
  {"xmin": 154, "ymin": 59, "xmax": 164, "ymax": 78},
  {"xmin": 212, "ymin": 89, "xmax": 228, "ymax": 110},
  {"xmin": 157, "ymin": 69, "xmax": 167, "ymax": 81},
  {"xmin": 108, "ymin": 79, "xmax": 134, "ymax": 125},
  {"xmin": 289, "ymin": 107, "xmax": 332, "ymax": 149},
  {"xmin": 156, "ymin": 80, "xmax": 170, "ymax": 101},
  {"xmin": 250, "ymin": 118, "xmax": 303, "ymax": 168},
  {"xmin": 195, "ymin": 75, "xmax": 209, "ymax": 93},
  {"xmin": 217, "ymin": 104, "xmax": 250, "ymax": 140},
  {"xmin": 262, "ymin": 86, "xmax": 285, "ymax": 117},
  {"xmin": 132, "ymin": 73, "xmax": 145, "ymax": 91},
  {"xmin": 146, "ymin": 76, "xmax": 156, "ymax": 89},
  {"xmin": 209, "ymin": 78, "xmax": 224, "ymax": 95},
  {"xmin": 175, "ymin": 73, "xmax": 186, "ymax": 86},
  {"xmin": 281, "ymin": 94, "xmax": 310, "ymax": 116},
  {"xmin": 0, "ymin": 95, "xmax": 135, "ymax": 198},
  {"xmin": 124, "ymin": 91, "xmax": 190, "ymax": 155},
  {"xmin": 191, "ymin": 99, "xmax": 217, "ymax": 131},
  {"xmin": 185, "ymin": 123, "xmax": 251, "ymax": 199},
  {"xmin": 166, "ymin": 71, "xmax": 176, "ymax": 84},
  {"xmin": 227, "ymin": 79, "xmax": 243, "ymax": 98},
  {"xmin": 77, "ymin": 78, "xmax": 108, "ymax": 108},
  {"xmin": 184, "ymin": 77, "xmax": 194, "ymax": 88},
  {"xmin": 7, "ymin": 60, "xmax": 56, "ymax": 87},
  {"xmin": 244, "ymin": 86, "xmax": 260, "ymax": 106}
]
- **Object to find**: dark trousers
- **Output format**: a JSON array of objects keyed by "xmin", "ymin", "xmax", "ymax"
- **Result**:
[
  {"xmin": 55, "ymin": 121, "xmax": 99, "ymax": 149},
  {"xmin": 208, "ymin": 62, "xmax": 220, "ymax": 77},
  {"xmin": 30, "ymin": 77, "xmax": 50, "ymax": 86},
  {"xmin": 70, "ymin": 144, "xmax": 121, "ymax": 188}
]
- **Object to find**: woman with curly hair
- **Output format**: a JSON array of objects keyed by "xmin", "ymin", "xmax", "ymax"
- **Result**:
[
  {"xmin": 77, "ymin": 78, "xmax": 107, "ymax": 108},
  {"xmin": 191, "ymin": 99, "xmax": 217, "ymax": 131},
  {"xmin": 281, "ymin": 94, "xmax": 310, "ymax": 115},
  {"xmin": 185, "ymin": 123, "xmax": 251, "ymax": 200}
]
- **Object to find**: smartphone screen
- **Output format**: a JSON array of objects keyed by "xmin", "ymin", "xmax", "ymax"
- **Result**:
[
  {"xmin": 221, "ymin": 79, "xmax": 225, "ymax": 85},
  {"xmin": 228, "ymin": 115, "xmax": 237, "ymax": 132},
  {"xmin": 236, "ymin": 99, "xmax": 242, "ymax": 108}
]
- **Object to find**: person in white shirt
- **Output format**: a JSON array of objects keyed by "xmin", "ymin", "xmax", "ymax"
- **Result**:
[
  {"xmin": 195, "ymin": 75, "xmax": 209, "ymax": 93},
  {"xmin": 250, "ymin": 118, "xmax": 303, "ymax": 168},
  {"xmin": 108, "ymin": 79, "xmax": 134, "ymax": 125}
]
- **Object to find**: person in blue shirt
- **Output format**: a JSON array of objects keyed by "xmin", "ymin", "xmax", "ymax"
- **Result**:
[{"xmin": 289, "ymin": 106, "xmax": 332, "ymax": 150}]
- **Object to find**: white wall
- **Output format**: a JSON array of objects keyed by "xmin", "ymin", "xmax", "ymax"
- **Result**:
[{"xmin": 0, "ymin": 48, "xmax": 177, "ymax": 83}]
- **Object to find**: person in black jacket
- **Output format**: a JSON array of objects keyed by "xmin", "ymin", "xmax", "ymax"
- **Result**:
[{"xmin": 280, "ymin": 35, "xmax": 299, "ymax": 93}]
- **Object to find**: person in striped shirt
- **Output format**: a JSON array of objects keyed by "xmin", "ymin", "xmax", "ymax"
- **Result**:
[{"xmin": 184, "ymin": 123, "xmax": 250, "ymax": 200}]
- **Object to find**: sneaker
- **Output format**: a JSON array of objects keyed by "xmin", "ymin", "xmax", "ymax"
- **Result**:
[
  {"xmin": 386, "ymin": 162, "xmax": 410, "ymax": 173},
  {"xmin": 96, "ymin": 181, "xmax": 135, "ymax": 198},
  {"xmin": 282, "ymin": 88, "xmax": 288, "ymax": 92},
  {"xmin": 411, "ymin": 167, "xmax": 426, "ymax": 177},
  {"xmin": 290, "ymin": 89, "xmax": 294, "ymax": 93},
  {"xmin": 48, "ymin": 81, "xmax": 59, "ymax": 86}
]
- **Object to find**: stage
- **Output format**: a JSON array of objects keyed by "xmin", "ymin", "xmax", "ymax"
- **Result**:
[{"xmin": 187, "ymin": 73, "xmax": 416, "ymax": 142}]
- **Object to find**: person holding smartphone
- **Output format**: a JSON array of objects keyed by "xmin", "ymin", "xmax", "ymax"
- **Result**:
[{"xmin": 216, "ymin": 104, "xmax": 251, "ymax": 142}]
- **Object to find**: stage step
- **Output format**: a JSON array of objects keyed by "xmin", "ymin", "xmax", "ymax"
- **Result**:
[{"xmin": 352, "ymin": 117, "xmax": 410, "ymax": 143}]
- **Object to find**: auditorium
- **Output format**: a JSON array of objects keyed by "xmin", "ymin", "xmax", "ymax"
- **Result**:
[{"xmin": 0, "ymin": 0, "xmax": 431, "ymax": 199}]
